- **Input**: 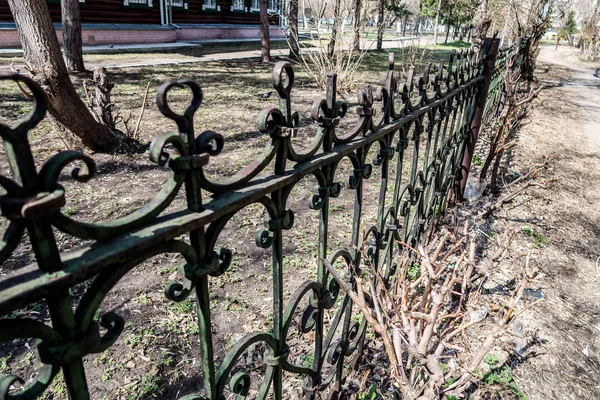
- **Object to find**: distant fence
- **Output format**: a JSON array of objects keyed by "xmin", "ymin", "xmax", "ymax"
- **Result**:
[{"xmin": 0, "ymin": 36, "xmax": 528, "ymax": 399}]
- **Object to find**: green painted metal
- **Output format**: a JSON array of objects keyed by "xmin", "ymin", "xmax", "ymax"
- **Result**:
[
  {"xmin": 483, "ymin": 37, "xmax": 530, "ymax": 125},
  {"xmin": 0, "ymin": 40, "xmax": 525, "ymax": 399}
]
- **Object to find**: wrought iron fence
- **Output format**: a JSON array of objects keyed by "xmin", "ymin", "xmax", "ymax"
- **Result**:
[
  {"xmin": 0, "ymin": 37, "xmax": 527, "ymax": 399},
  {"xmin": 484, "ymin": 38, "xmax": 531, "ymax": 124}
]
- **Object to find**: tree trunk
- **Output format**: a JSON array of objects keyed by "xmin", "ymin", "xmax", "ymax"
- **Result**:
[
  {"xmin": 433, "ymin": 0, "xmax": 442, "ymax": 46},
  {"xmin": 286, "ymin": 0, "xmax": 300, "ymax": 58},
  {"xmin": 566, "ymin": 31, "xmax": 574, "ymax": 46},
  {"xmin": 444, "ymin": 23, "xmax": 450, "ymax": 44},
  {"xmin": 471, "ymin": 0, "xmax": 491, "ymax": 53},
  {"xmin": 61, "ymin": 0, "xmax": 85, "ymax": 72},
  {"xmin": 353, "ymin": 0, "xmax": 362, "ymax": 50},
  {"xmin": 402, "ymin": 15, "xmax": 407, "ymax": 36},
  {"xmin": 376, "ymin": 0, "xmax": 384, "ymax": 50},
  {"xmin": 93, "ymin": 67, "xmax": 116, "ymax": 130},
  {"xmin": 328, "ymin": 0, "xmax": 342, "ymax": 57},
  {"xmin": 260, "ymin": 0, "xmax": 271, "ymax": 62},
  {"xmin": 7, "ymin": 0, "xmax": 119, "ymax": 152}
]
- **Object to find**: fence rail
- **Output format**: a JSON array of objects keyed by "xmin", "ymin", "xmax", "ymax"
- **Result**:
[{"xmin": 0, "ymin": 37, "xmax": 526, "ymax": 399}]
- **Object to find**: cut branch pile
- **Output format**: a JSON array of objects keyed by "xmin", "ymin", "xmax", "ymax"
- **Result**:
[{"xmin": 324, "ymin": 225, "xmax": 537, "ymax": 398}]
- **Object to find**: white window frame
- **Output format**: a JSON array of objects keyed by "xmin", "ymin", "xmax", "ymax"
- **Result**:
[
  {"xmin": 123, "ymin": 0, "xmax": 152, "ymax": 7},
  {"xmin": 231, "ymin": 0, "xmax": 245, "ymax": 12},
  {"xmin": 250, "ymin": 0, "xmax": 258, "ymax": 12},
  {"xmin": 202, "ymin": 0, "xmax": 220, "ymax": 11}
]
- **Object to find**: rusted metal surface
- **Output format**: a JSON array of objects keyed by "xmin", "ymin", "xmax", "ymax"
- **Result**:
[
  {"xmin": 458, "ymin": 38, "xmax": 500, "ymax": 199},
  {"xmin": 0, "ymin": 41, "xmax": 519, "ymax": 399}
]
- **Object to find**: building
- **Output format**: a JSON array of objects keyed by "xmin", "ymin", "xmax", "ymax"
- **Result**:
[{"xmin": 0, "ymin": 0, "xmax": 283, "ymax": 48}]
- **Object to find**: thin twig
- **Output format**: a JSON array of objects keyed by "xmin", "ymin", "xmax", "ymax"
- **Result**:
[{"xmin": 132, "ymin": 82, "xmax": 151, "ymax": 141}]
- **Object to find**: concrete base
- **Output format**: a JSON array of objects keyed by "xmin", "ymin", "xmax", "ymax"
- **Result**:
[{"xmin": 0, "ymin": 23, "xmax": 284, "ymax": 48}]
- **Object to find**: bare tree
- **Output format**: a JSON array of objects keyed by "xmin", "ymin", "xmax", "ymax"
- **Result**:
[
  {"xmin": 328, "ymin": 0, "xmax": 343, "ymax": 56},
  {"xmin": 260, "ymin": 0, "xmax": 271, "ymax": 62},
  {"xmin": 353, "ymin": 0, "xmax": 363, "ymax": 49},
  {"xmin": 7, "ymin": 0, "xmax": 121, "ymax": 152},
  {"xmin": 376, "ymin": 0, "xmax": 385, "ymax": 49},
  {"xmin": 579, "ymin": 0, "xmax": 600, "ymax": 59},
  {"xmin": 513, "ymin": 0, "xmax": 554, "ymax": 82},
  {"xmin": 286, "ymin": 0, "xmax": 300, "ymax": 58},
  {"xmin": 62, "ymin": 0, "xmax": 85, "ymax": 72},
  {"xmin": 433, "ymin": 0, "xmax": 443, "ymax": 45},
  {"xmin": 472, "ymin": 0, "xmax": 492, "ymax": 52}
]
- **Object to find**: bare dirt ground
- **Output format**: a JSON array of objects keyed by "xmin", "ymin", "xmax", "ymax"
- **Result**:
[{"xmin": 463, "ymin": 45, "xmax": 600, "ymax": 400}]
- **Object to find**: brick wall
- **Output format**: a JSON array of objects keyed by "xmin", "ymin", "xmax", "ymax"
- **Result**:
[
  {"xmin": 176, "ymin": 26, "xmax": 285, "ymax": 41},
  {"xmin": 80, "ymin": 29, "xmax": 177, "ymax": 45},
  {"xmin": 0, "ymin": 29, "xmax": 177, "ymax": 48},
  {"xmin": 0, "ymin": 30, "xmax": 20, "ymax": 48},
  {"xmin": 0, "ymin": 26, "xmax": 284, "ymax": 48}
]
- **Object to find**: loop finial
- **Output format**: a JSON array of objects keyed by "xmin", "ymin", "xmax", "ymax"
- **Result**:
[
  {"xmin": 272, "ymin": 61, "xmax": 295, "ymax": 99},
  {"xmin": 156, "ymin": 79, "xmax": 203, "ymax": 137}
]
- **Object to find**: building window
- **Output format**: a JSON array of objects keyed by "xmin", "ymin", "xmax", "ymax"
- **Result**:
[
  {"xmin": 46, "ymin": 0, "xmax": 86, "ymax": 3},
  {"xmin": 202, "ymin": 0, "xmax": 220, "ymax": 11},
  {"xmin": 231, "ymin": 0, "xmax": 245, "ymax": 12},
  {"xmin": 170, "ymin": 0, "xmax": 186, "ymax": 8},
  {"xmin": 123, "ymin": 0, "xmax": 153, "ymax": 7},
  {"xmin": 250, "ymin": 0, "xmax": 258, "ymax": 12},
  {"xmin": 250, "ymin": 0, "xmax": 277, "ymax": 12}
]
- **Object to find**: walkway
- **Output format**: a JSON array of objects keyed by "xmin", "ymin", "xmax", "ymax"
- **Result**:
[
  {"xmin": 537, "ymin": 46, "xmax": 600, "ymax": 148},
  {"xmin": 503, "ymin": 45, "xmax": 600, "ymax": 399},
  {"xmin": 0, "ymin": 36, "xmax": 428, "ymax": 71}
]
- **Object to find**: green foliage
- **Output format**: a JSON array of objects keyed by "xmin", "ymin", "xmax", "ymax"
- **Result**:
[
  {"xmin": 561, "ymin": 11, "xmax": 578, "ymax": 36},
  {"xmin": 386, "ymin": 1, "xmax": 411, "ymax": 19},
  {"xmin": 479, "ymin": 353, "xmax": 527, "ymax": 399},
  {"xmin": 440, "ymin": 362, "xmax": 449, "ymax": 373},
  {"xmin": 442, "ymin": 376, "xmax": 457, "ymax": 388},
  {"xmin": 483, "ymin": 366, "xmax": 528, "ymax": 400},
  {"xmin": 299, "ymin": 353, "xmax": 315, "ymax": 368},
  {"xmin": 484, "ymin": 353, "xmax": 499, "ymax": 366},
  {"xmin": 357, "ymin": 384, "xmax": 378, "ymax": 400},
  {"xmin": 522, "ymin": 227, "xmax": 549, "ymax": 248},
  {"xmin": 420, "ymin": 0, "xmax": 439, "ymax": 18},
  {"xmin": 420, "ymin": 0, "xmax": 478, "ymax": 26},
  {"xmin": 0, "ymin": 355, "xmax": 11, "ymax": 374},
  {"xmin": 407, "ymin": 263, "xmax": 421, "ymax": 281},
  {"xmin": 171, "ymin": 299, "xmax": 194, "ymax": 314},
  {"xmin": 127, "ymin": 372, "xmax": 161, "ymax": 400}
]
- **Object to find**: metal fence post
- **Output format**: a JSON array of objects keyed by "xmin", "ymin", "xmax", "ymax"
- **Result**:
[{"xmin": 458, "ymin": 37, "xmax": 500, "ymax": 201}]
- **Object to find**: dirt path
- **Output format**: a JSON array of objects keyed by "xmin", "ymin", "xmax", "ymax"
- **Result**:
[
  {"xmin": 0, "ymin": 37, "xmax": 432, "ymax": 71},
  {"xmin": 482, "ymin": 45, "xmax": 600, "ymax": 399},
  {"xmin": 537, "ymin": 46, "xmax": 600, "ymax": 147}
]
